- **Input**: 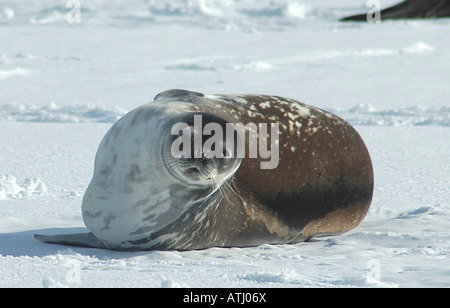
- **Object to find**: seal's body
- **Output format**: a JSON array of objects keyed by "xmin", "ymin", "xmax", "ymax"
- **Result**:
[{"xmin": 35, "ymin": 89, "xmax": 374, "ymax": 250}]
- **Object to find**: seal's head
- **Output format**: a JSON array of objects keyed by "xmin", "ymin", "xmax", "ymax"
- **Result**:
[
  {"xmin": 82, "ymin": 105, "xmax": 241, "ymax": 250},
  {"xmin": 162, "ymin": 112, "xmax": 242, "ymax": 188}
]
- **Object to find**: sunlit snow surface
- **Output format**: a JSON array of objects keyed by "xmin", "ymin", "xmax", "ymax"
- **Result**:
[{"xmin": 0, "ymin": 0, "xmax": 449, "ymax": 287}]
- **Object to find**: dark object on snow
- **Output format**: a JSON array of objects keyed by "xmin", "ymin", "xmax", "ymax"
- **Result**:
[{"xmin": 341, "ymin": 0, "xmax": 450, "ymax": 21}]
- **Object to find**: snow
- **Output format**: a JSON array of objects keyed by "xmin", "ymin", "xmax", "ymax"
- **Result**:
[
  {"xmin": 0, "ymin": 174, "xmax": 48, "ymax": 200},
  {"xmin": 0, "ymin": 0, "xmax": 449, "ymax": 287}
]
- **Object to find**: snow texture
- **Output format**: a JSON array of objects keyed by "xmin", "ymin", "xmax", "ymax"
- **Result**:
[
  {"xmin": 0, "ymin": 174, "xmax": 48, "ymax": 200},
  {"xmin": 0, "ymin": 0, "xmax": 449, "ymax": 287}
]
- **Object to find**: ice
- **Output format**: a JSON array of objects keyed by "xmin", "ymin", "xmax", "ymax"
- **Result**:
[
  {"xmin": 0, "ymin": 0, "xmax": 449, "ymax": 288},
  {"xmin": 0, "ymin": 175, "xmax": 48, "ymax": 200},
  {"xmin": 0, "ymin": 103, "xmax": 126, "ymax": 123}
]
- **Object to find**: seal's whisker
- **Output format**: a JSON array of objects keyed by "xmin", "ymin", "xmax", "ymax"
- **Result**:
[
  {"xmin": 222, "ymin": 178, "xmax": 239, "ymax": 199},
  {"xmin": 219, "ymin": 185, "xmax": 232, "ymax": 204},
  {"xmin": 164, "ymin": 160, "xmax": 180, "ymax": 169},
  {"xmin": 213, "ymin": 175, "xmax": 232, "ymax": 204},
  {"xmin": 209, "ymin": 170, "xmax": 238, "ymax": 205},
  {"xmin": 211, "ymin": 169, "xmax": 239, "ymax": 199}
]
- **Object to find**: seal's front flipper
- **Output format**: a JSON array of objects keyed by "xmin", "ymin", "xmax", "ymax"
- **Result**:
[{"xmin": 34, "ymin": 232, "xmax": 106, "ymax": 249}]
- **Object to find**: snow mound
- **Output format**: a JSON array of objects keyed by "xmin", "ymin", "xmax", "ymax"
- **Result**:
[
  {"xmin": 0, "ymin": 68, "xmax": 32, "ymax": 80},
  {"xmin": 400, "ymin": 42, "xmax": 435, "ymax": 54},
  {"xmin": 0, "ymin": 103, "xmax": 126, "ymax": 123},
  {"xmin": 239, "ymin": 269, "xmax": 307, "ymax": 285},
  {"xmin": 0, "ymin": 175, "xmax": 48, "ymax": 200},
  {"xmin": 160, "ymin": 280, "xmax": 190, "ymax": 288}
]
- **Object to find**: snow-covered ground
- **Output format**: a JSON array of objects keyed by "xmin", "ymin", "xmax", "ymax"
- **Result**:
[{"xmin": 1, "ymin": 0, "xmax": 449, "ymax": 288}]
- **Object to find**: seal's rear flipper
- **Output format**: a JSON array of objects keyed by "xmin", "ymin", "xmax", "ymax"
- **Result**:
[{"xmin": 34, "ymin": 232, "xmax": 106, "ymax": 249}]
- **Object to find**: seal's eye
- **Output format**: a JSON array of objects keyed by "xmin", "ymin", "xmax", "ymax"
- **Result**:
[{"xmin": 223, "ymin": 149, "xmax": 232, "ymax": 159}]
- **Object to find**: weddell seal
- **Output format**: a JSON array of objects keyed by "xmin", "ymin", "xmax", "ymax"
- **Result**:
[{"xmin": 35, "ymin": 89, "xmax": 374, "ymax": 251}]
